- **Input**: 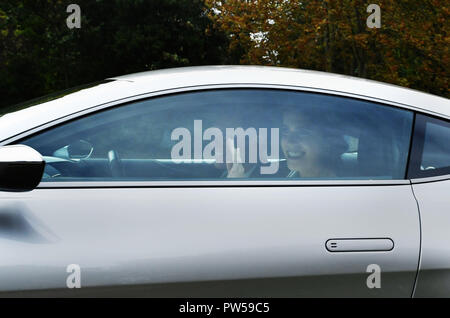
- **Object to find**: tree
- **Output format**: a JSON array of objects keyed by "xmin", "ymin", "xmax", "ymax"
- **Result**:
[
  {"xmin": 206, "ymin": 0, "xmax": 449, "ymax": 98},
  {"xmin": 0, "ymin": 0, "xmax": 229, "ymax": 109}
]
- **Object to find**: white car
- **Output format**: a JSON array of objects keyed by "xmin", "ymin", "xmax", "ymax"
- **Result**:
[{"xmin": 0, "ymin": 66, "xmax": 448, "ymax": 297}]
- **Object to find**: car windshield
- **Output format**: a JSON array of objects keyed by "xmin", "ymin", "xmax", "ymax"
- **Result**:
[{"xmin": 0, "ymin": 80, "xmax": 114, "ymax": 118}]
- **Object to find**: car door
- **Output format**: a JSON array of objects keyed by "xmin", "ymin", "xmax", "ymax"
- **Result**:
[
  {"xmin": 407, "ymin": 114, "xmax": 450, "ymax": 297},
  {"xmin": 0, "ymin": 88, "xmax": 420, "ymax": 297}
]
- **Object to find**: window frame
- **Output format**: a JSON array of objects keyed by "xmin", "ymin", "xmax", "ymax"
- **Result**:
[
  {"xmin": 1, "ymin": 84, "xmax": 420, "ymax": 186},
  {"xmin": 407, "ymin": 113, "xmax": 450, "ymax": 180}
]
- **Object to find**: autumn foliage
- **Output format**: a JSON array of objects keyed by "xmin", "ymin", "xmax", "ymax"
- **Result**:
[{"xmin": 206, "ymin": 0, "xmax": 449, "ymax": 98}]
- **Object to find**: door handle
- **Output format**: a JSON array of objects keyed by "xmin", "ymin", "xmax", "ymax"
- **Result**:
[{"xmin": 325, "ymin": 238, "xmax": 394, "ymax": 252}]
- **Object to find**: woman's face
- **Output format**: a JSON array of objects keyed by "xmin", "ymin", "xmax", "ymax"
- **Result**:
[{"xmin": 281, "ymin": 111, "xmax": 324, "ymax": 175}]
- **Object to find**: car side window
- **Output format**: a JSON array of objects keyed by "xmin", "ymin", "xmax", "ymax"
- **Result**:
[
  {"xmin": 17, "ymin": 89, "xmax": 413, "ymax": 181},
  {"xmin": 408, "ymin": 114, "xmax": 450, "ymax": 178}
]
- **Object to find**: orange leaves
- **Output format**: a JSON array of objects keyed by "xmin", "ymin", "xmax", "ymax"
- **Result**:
[{"xmin": 207, "ymin": 0, "xmax": 448, "ymax": 97}]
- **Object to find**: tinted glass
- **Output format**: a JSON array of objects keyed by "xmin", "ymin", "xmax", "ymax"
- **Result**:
[
  {"xmin": 18, "ymin": 89, "xmax": 413, "ymax": 181},
  {"xmin": 408, "ymin": 114, "xmax": 450, "ymax": 178}
]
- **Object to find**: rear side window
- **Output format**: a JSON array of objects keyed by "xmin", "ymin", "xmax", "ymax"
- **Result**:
[
  {"xmin": 408, "ymin": 114, "xmax": 450, "ymax": 178},
  {"xmin": 17, "ymin": 89, "xmax": 414, "ymax": 182}
]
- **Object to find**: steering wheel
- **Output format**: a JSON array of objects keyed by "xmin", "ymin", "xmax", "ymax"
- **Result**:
[{"xmin": 108, "ymin": 150, "xmax": 124, "ymax": 178}]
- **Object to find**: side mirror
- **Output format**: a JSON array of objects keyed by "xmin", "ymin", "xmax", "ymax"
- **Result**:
[{"xmin": 0, "ymin": 145, "xmax": 45, "ymax": 192}]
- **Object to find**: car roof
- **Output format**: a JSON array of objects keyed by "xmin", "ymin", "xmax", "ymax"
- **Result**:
[{"xmin": 1, "ymin": 65, "xmax": 449, "ymax": 142}]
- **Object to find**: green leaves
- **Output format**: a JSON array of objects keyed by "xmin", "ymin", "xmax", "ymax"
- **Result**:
[{"xmin": 0, "ymin": 0, "xmax": 228, "ymax": 108}]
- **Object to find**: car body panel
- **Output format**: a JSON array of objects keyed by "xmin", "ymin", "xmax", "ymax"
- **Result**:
[
  {"xmin": 411, "ymin": 178, "xmax": 450, "ymax": 297},
  {"xmin": 0, "ymin": 184, "xmax": 419, "ymax": 296}
]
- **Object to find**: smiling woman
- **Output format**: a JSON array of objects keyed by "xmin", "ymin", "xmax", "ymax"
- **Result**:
[{"xmin": 281, "ymin": 106, "xmax": 348, "ymax": 178}]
